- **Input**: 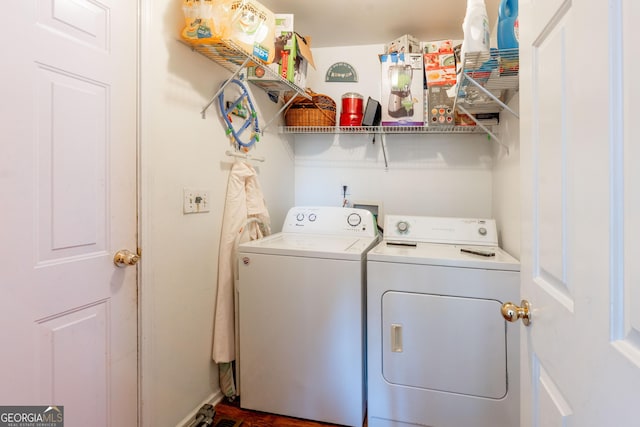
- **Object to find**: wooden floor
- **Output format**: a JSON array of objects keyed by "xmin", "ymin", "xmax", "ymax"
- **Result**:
[{"xmin": 213, "ymin": 398, "xmax": 367, "ymax": 427}]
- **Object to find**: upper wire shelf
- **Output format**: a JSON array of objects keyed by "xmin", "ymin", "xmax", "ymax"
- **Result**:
[
  {"xmin": 180, "ymin": 38, "xmax": 310, "ymax": 100},
  {"xmin": 456, "ymin": 48, "xmax": 519, "ymax": 117},
  {"xmin": 454, "ymin": 48, "xmax": 519, "ymax": 152},
  {"xmin": 179, "ymin": 38, "xmax": 311, "ymax": 132}
]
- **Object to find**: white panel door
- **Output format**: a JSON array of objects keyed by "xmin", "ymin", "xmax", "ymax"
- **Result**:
[
  {"xmin": 0, "ymin": 1, "xmax": 138, "ymax": 426},
  {"xmin": 519, "ymin": 0, "xmax": 640, "ymax": 425}
]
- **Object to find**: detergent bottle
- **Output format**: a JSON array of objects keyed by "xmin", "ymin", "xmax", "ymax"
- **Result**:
[
  {"xmin": 497, "ymin": 0, "xmax": 519, "ymax": 50},
  {"xmin": 461, "ymin": 0, "xmax": 491, "ymax": 67}
]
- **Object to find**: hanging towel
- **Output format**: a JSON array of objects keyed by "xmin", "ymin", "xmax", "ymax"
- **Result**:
[{"xmin": 213, "ymin": 161, "xmax": 271, "ymax": 364}]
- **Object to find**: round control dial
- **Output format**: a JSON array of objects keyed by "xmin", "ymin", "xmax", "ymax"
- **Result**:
[
  {"xmin": 478, "ymin": 227, "xmax": 487, "ymax": 236},
  {"xmin": 396, "ymin": 221, "xmax": 410, "ymax": 234},
  {"xmin": 308, "ymin": 213, "xmax": 317, "ymax": 222},
  {"xmin": 347, "ymin": 213, "xmax": 362, "ymax": 227},
  {"xmin": 296, "ymin": 213, "xmax": 305, "ymax": 221}
]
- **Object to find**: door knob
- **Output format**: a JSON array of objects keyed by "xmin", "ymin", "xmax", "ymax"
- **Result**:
[
  {"xmin": 114, "ymin": 249, "xmax": 140, "ymax": 267},
  {"xmin": 501, "ymin": 300, "xmax": 531, "ymax": 326}
]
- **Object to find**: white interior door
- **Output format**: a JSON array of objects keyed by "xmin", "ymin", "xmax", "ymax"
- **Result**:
[
  {"xmin": 0, "ymin": 1, "xmax": 138, "ymax": 426},
  {"xmin": 519, "ymin": 0, "xmax": 640, "ymax": 425}
]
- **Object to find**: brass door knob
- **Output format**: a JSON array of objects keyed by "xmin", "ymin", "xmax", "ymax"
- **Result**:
[
  {"xmin": 501, "ymin": 300, "xmax": 531, "ymax": 326},
  {"xmin": 114, "ymin": 249, "xmax": 140, "ymax": 267}
]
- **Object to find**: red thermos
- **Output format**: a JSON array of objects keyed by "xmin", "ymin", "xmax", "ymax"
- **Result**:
[{"xmin": 340, "ymin": 92, "xmax": 364, "ymax": 126}]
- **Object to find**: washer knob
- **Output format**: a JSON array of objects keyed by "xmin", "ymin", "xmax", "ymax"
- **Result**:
[
  {"xmin": 296, "ymin": 213, "xmax": 305, "ymax": 221},
  {"xmin": 347, "ymin": 213, "xmax": 362, "ymax": 227},
  {"xmin": 397, "ymin": 221, "xmax": 409, "ymax": 234},
  {"xmin": 309, "ymin": 213, "xmax": 317, "ymax": 222},
  {"xmin": 478, "ymin": 227, "xmax": 487, "ymax": 236}
]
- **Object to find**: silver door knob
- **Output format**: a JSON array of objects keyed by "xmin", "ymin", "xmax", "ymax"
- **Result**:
[
  {"xmin": 114, "ymin": 249, "xmax": 140, "ymax": 267},
  {"xmin": 501, "ymin": 300, "xmax": 531, "ymax": 326}
]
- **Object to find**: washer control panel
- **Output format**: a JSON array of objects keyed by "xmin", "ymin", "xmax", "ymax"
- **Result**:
[
  {"xmin": 282, "ymin": 206, "xmax": 376, "ymax": 237},
  {"xmin": 384, "ymin": 215, "xmax": 498, "ymax": 246}
]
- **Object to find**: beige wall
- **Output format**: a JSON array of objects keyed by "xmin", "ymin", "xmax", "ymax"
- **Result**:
[
  {"xmin": 140, "ymin": 1, "xmax": 295, "ymax": 425},
  {"xmin": 491, "ymin": 94, "xmax": 521, "ymax": 259},
  {"xmin": 139, "ymin": 4, "xmax": 521, "ymax": 426},
  {"xmin": 294, "ymin": 45, "xmax": 497, "ymax": 223}
]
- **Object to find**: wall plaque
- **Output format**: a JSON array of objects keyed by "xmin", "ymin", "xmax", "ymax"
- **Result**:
[{"xmin": 325, "ymin": 62, "xmax": 358, "ymax": 82}]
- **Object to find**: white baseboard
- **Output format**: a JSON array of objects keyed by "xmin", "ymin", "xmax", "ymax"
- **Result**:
[{"xmin": 177, "ymin": 391, "xmax": 225, "ymax": 427}]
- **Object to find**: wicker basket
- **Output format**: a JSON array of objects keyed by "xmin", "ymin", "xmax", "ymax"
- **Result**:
[{"xmin": 284, "ymin": 89, "xmax": 336, "ymax": 127}]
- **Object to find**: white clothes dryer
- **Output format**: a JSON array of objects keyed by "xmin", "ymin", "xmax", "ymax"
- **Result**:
[
  {"xmin": 237, "ymin": 206, "xmax": 379, "ymax": 427},
  {"xmin": 367, "ymin": 215, "xmax": 520, "ymax": 427}
]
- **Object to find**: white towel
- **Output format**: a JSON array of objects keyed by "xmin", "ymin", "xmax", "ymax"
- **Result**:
[{"xmin": 212, "ymin": 161, "xmax": 270, "ymax": 363}]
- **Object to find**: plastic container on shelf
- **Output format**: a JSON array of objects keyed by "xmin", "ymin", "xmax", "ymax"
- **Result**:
[
  {"xmin": 497, "ymin": 0, "xmax": 519, "ymax": 50},
  {"xmin": 340, "ymin": 92, "xmax": 364, "ymax": 126},
  {"xmin": 461, "ymin": 0, "xmax": 491, "ymax": 66}
]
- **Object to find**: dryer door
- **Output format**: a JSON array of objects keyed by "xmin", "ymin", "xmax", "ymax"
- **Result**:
[{"xmin": 382, "ymin": 291, "xmax": 507, "ymax": 399}]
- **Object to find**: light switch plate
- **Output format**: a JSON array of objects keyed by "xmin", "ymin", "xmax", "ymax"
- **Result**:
[{"xmin": 183, "ymin": 188, "xmax": 210, "ymax": 214}]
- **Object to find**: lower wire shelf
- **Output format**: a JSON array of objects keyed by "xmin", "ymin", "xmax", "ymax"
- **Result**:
[
  {"xmin": 279, "ymin": 125, "xmax": 493, "ymax": 134},
  {"xmin": 280, "ymin": 125, "xmax": 495, "ymax": 171}
]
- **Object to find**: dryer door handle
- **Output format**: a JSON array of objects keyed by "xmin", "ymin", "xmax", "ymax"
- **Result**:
[{"xmin": 391, "ymin": 323, "xmax": 403, "ymax": 352}]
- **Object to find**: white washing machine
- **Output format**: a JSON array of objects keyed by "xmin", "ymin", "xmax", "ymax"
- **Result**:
[
  {"xmin": 237, "ymin": 206, "xmax": 379, "ymax": 427},
  {"xmin": 367, "ymin": 215, "xmax": 520, "ymax": 427}
]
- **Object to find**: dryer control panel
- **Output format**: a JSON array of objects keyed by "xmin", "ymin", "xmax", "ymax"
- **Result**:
[
  {"xmin": 384, "ymin": 215, "xmax": 498, "ymax": 246},
  {"xmin": 282, "ymin": 206, "xmax": 377, "ymax": 237}
]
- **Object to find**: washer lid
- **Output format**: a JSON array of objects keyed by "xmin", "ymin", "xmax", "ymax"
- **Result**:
[
  {"xmin": 367, "ymin": 241, "xmax": 520, "ymax": 271},
  {"xmin": 239, "ymin": 233, "xmax": 379, "ymax": 260}
]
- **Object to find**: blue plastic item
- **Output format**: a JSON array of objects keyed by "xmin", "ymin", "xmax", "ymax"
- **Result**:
[
  {"xmin": 217, "ymin": 79, "xmax": 260, "ymax": 149},
  {"xmin": 497, "ymin": 0, "xmax": 519, "ymax": 50}
]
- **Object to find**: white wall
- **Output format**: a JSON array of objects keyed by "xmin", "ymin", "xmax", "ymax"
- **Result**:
[
  {"xmin": 140, "ymin": 1, "xmax": 295, "ymax": 425},
  {"xmin": 294, "ymin": 45, "xmax": 495, "ymax": 224},
  {"xmin": 491, "ymin": 94, "xmax": 521, "ymax": 258},
  {"xmin": 138, "ymin": 7, "xmax": 521, "ymax": 423}
]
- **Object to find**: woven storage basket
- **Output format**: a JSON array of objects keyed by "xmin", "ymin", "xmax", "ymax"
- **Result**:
[{"xmin": 285, "ymin": 89, "xmax": 336, "ymax": 126}]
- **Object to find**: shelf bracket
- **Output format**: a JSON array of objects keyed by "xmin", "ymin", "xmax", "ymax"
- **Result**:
[
  {"xmin": 457, "ymin": 105, "xmax": 508, "ymax": 154},
  {"xmin": 380, "ymin": 133, "xmax": 389, "ymax": 170},
  {"xmin": 260, "ymin": 92, "xmax": 301, "ymax": 134},
  {"xmin": 459, "ymin": 72, "xmax": 520, "ymax": 119},
  {"xmin": 200, "ymin": 56, "xmax": 252, "ymax": 119}
]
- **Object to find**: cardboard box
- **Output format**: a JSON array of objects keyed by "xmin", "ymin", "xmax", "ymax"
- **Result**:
[
  {"xmin": 280, "ymin": 33, "xmax": 315, "ymax": 88},
  {"xmin": 421, "ymin": 39, "xmax": 454, "ymax": 54},
  {"xmin": 246, "ymin": 64, "xmax": 286, "ymax": 91},
  {"xmin": 269, "ymin": 15, "xmax": 295, "ymax": 74},
  {"xmin": 424, "ymin": 51, "xmax": 457, "ymax": 86},
  {"xmin": 426, "ymin": 85, "xmax": 455, "ymax": 126},
  {"xmin": 423, "ymin": 39, "xmax": 457, "ymax": 87},
  {"xmin": 274, "ymin": 13, "xmax": 294, "ymax": 32},
  {"xmin": 454, "ymin": 111, "xmax": 500, "ymax": 126},
  {"xmin": 227, "ymin": 0, "xmax": 276, "ymax": 63},
  {"xmin": 380, "ymin": 53, "xmax": 424, "ymax": 126},
  {"xmin": 385, "ymin": 34, "xmax": 420, "ymax": 54},
  {"xmin": 454, "ymin": 111, "xmax": 477, "ymax": 126}
]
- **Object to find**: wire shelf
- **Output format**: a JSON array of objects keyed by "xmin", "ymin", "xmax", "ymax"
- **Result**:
[
  {"xmin": 179, "ymin": 38, "xmax": 310, "ymax": 100},
  {"xmin": 456, "ymin": 48, "xmax": 519, "ymax": 116},
  {"xmin": 179, "ymin": 38, "xmax": 312, "ymax": 131},
  {"xmin": 279, "ymin": 125, "xmax": 493, "ymax": 134}
]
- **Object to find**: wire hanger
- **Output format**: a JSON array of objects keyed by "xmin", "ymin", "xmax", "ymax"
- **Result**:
[{"xmin": 225, "ymin": 150, "xmax": 265, "ymax": 163}]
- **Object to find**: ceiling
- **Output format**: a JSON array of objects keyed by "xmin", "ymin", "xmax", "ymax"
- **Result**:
[{"xmin": 258, "ymin": 0, "xmax": 502, "ymax": 48}]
